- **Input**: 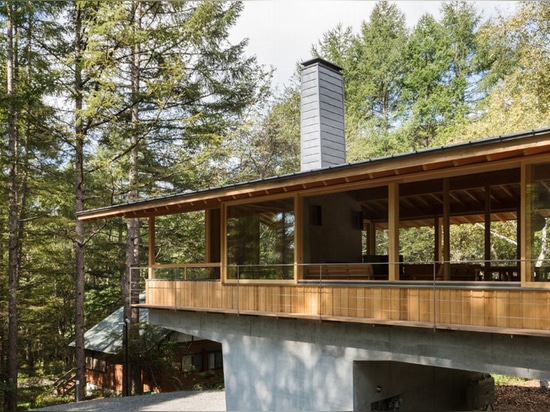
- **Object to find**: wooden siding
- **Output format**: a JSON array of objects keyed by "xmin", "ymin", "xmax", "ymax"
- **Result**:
[{"xmin": 144, "ymin": 280, "xmax": 550, "ymax": 336}]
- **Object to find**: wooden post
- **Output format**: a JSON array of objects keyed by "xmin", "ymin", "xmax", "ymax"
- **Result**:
[
  {"xmin": 388, "ymin": 183, "xmax": 400, "ymax": 281},
  {"xmin": 521, "ymin": 162, "xmax": 531, "ymax": 283},
  {"xmin": 368, "ymin": 221, "xmax": 376, "ymax": 255},
  {"xmin": 148, "ymin": 217, "xmax": 155, "ymax": 279},
  {"xmin": 443, "ymin": 178, "xmax": 450, "ymax": 280},
  {"xmin": 485, "ymin": 185, "xmax": 491, "ymax": 279},
  {"xmin": 221, "ymin": 204, "xmax": 227, "ymax": 282},
  {"xmin": 295, "ymin": 195, "xmax": 303, "ymax": 282}
]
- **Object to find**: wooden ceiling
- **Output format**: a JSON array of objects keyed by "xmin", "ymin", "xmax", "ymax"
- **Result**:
[{"xmin": 357, "ymin": 169, "xmax": 521, "ymax": 228}]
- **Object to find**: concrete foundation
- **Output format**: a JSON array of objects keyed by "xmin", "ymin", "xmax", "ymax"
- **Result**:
[{"xmin": 149, "ymin": 310, "xmax": 550, "ymax": 411}]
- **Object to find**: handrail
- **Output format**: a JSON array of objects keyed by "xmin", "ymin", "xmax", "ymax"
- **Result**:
[
  {"xmin": 148, "ymin": 263, "xmax": 221, "ymax": 280},
  {"xmin": 138, "ymin": 259, "xmax": 550, "ymax": 283},
  {"xmin": 151, "ymin": 262, "xmax": 221, "ymax": 268}
]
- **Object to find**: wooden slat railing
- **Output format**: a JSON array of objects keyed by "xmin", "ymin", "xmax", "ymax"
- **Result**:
[{"xmin": 142, "ymin": 279, "xmax": 550, "ymax": 337}]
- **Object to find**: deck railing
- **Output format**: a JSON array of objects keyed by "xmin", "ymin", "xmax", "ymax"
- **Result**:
[{"xmin": 133, "ymin": 260, "xmax": 550, "ymax": 337}]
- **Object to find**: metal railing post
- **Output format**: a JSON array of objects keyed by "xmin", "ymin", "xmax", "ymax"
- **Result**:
[
  {"xmin": 318, "ymin": 264, "xmax": 323, "ymax": 321},
  {"xmin": 236, "ymin": 265, "xmax": 240, "ymax": 315},
  {"xmin": 433, "ymin": 261, "xmax": 438, "ymax": 331}
]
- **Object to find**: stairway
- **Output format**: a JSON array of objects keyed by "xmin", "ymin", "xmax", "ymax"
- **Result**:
[{"xmin": 53, "ymin": 369, "xmax": 76, "ymax": 395}]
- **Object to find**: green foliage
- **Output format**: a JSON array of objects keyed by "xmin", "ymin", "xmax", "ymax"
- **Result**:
[
  {"xmin": 0, "ymin": 0, "xmax": 269, "ymax": 407},
  {"xmin": 79, "ymin": 1, "xmax": 271, "ymax": 199},
  {"xmin": 399, "ymin": 228, "xmax": 436, "ymax": 263},
  {"xmin": 17, "ymin": 380, "xmax": 73, "ymax": 411},
  {"xmin": 224, "ymin": 85, "xmax": 299, "ymax": 183},
  {"xmin": 346, "ymin": 1, "xmax": 408, "ymax": 158},
  {"xmin": 401, "ymin": 14, "xmax": 452, "ymax": 149},
  {"xmin": 460, "ymin": 1, "xmax": 550, "ymax": 139},
  {"xmin": 492, "ymin": 374, "xmax": 529, "ymax": 386},
  {"xmin": 155, "ymin": 213, "xmax": 206, "ymax": 264}
]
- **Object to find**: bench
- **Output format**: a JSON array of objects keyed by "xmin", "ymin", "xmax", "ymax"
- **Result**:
[
  {"xmin": 303, "ymin": 264, "xmax": 373, "ymax": 280},
  {"xmin": 403, "ymin": 264, "xmax": 440, "ymax": 280}
]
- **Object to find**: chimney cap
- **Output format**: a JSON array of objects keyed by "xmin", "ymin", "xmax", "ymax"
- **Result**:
[{"xmin": 301, "ymin": 57, "xmax": 343, "ymax": 73}]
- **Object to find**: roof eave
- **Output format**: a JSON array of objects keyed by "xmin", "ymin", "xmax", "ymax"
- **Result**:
[{"xmin": 77, "ymin": 127, "xmax": 550, "ymax": 222}]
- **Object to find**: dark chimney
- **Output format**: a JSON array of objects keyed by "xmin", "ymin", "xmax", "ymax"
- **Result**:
[{"xmin": 300, "ymin": 58, "xmax": 346, "ymax": 171}]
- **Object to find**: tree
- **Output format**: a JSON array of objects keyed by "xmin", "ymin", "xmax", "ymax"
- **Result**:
[
  {"xmin": 348, "ymin": 1, "xmax": 408, "ymax": 151},
  {"xmin": 464, "ymin": 1, "xmax": 550, "ymax": 138},
  {"xmin": 72, "ymin": 2, "xmax": 87, "ymax": 402},
  {"xmin": 64, "ymin": 0, "xmax": 269, "ymax": 396},
  {"xmin": 400, "ymin": 14, "xmax": 450, "ymax": 149},
  {"xmin": 5, "ymin": 3, "xmax": 20, "ymax": 409},
  {"xmin": 226, "ymin": 85, "xmax": 299, "ymax": 183},
  {"xmin": 440, "ymin": 1, "xmax": 483, "ymax": 123},
  {"xmin": 311, "ymin": 23, "xmax": 355, "ymax": 71},
  {"xmin": 400, "ymin": 1, "xmax": 484, "ymax": 149},
  {"xmin": 0, "ymin": 2, "xmax": 64, "ymax": 407},
  {"xmin": 310, "ymin": 1, "xmax": 408, "ymax": 161}
]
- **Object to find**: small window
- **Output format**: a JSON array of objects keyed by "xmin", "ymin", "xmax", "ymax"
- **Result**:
[
  {"xmin": 85, "ymin": 355, "xmax": 106, "ymax": 372},
  {"xmin": 207, "ymin": 350, "xmax": 223, "ymax": 370},
  {"xmin": 182, "ymin": 353, "xmax": 203, "ymax": 372}
]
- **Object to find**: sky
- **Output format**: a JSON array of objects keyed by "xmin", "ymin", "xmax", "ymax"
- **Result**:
[{"xmin": 230, "ymin": 1, "xmax": 518, "ymax": 90}]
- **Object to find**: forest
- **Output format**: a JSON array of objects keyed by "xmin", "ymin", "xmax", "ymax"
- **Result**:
[{"xmin": 0, "ymin": 1, "xmax": 549, "ymax": 410}]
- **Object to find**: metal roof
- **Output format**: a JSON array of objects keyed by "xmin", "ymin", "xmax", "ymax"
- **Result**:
[
  {"xmin": 77, "ymin": 126, "xmax": 550, "ymax": 221},
  {"xmin": 69, "ymin": 303, "xmax": 170, "ymax": 354}
]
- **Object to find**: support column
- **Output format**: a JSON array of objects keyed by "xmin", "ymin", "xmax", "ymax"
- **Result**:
[
  {"xmin": 443, "ymin": 178, "xmax": 451, "ymax": 280},
  {"xmin": 148, "ymin": 217, "xmax": 155, "ymax": 279},
  {"xmin": 295, "ymin": 195, "xmax": 303, "ymax": 281},
  {"xmin": 388, "ymin": 183, "xmax": 400, "ymax": 281},
  {"xmin": 521, "ymin": 162, "xmax": 532, "ymax": 283},
  {"xmin": 485, "ymin": 185, "xmax": 491, "ymax": 278}
]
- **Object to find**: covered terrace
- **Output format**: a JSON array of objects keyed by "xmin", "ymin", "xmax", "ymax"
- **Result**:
[{"xmin": 78, "ymin": 127, "xmax": 550, "ymax": 336}]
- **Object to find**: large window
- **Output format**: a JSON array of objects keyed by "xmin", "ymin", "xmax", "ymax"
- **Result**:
[
  {"xmin": 226, "ymin": 198, "xmax": 295, "ymax": 280},
  {"xmin": 359, "ymin": 170, "xmax": 521, "ymax": 281},
  {"xmin": 526, "ymin": 163, "xmax": 550, "ymax": 281}
]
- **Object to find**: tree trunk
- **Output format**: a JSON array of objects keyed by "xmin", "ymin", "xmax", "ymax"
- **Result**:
[
  {"xmin": 125, "ymin": 1, "xmax": 142, "ymax": 395},
  {"xmin": 6, "ymin": 4, "xmax": 19, "ymax": 409},
  {"xmin": 73, "ymin": 3, "xmax": 86, "ymax": 403}
]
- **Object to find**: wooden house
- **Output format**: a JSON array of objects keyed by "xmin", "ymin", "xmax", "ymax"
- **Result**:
[
  {"xmin": 68, "ymin": 304, "xmax": 222, "ymax": 394},
  {"xmin": 77, "ymin": 58, "xmax": 550, "ymax": 410},
  {"xmin": 79, "ymin": 59, "xmax": 550, "ymax": 337}
]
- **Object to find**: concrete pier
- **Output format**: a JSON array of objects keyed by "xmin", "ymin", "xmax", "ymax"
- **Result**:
[{"xmin": 149, "ymin": 310, "xmax": 550, "ymax": 411}]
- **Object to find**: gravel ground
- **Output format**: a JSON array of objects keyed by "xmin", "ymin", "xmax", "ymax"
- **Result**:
[
  {"xmin": 493, "ymin": 381, "xmax": 550, "ymax": 411},
  {"xmin": 33, "ymin": 390, "xmax": 226, "ymax": 411}
]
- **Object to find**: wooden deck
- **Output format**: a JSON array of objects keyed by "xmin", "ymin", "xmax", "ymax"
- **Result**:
[{"xmin": 142, "ymin": 280, "xmax": 550, "ymax": 337}]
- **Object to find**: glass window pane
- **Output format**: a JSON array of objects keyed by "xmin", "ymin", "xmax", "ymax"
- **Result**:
[
  {"xmin": 528, "ymin": 163, "xmax": 550, "ymax": 281},
  {"xmin": 226, "ymin": 198, "xmax": 294, "ymax": 280}
]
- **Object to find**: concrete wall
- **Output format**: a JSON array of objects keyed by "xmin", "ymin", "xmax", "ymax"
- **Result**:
[{"xmin": 149, "ymin": 309, "xmax": 550, "ymax": 411}]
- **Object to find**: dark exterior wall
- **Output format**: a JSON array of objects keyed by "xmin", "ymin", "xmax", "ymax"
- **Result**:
[
  {"xmin": 84, "ymin": 340, "xmax": 222, "ymax": 394},
  {"xmin": 86, "ymin": 361, "xmax": 123, "ymax": 393},
  {"xmin": 354, "ymin": 361, "xmax": 492, "ymax": 411},
  {"xmin": 303, "ymin": 192, "xmax": 363, "ymax": 263}
]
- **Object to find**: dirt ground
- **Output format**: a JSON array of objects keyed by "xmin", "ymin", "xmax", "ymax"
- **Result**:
[{"xmin": 493, "ymin": 380, "xmax": 550, "ymax": 411}]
